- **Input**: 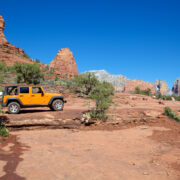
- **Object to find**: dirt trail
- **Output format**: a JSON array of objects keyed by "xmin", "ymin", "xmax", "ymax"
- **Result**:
[
  {"xmin": 0, "ymin": 93, "xmax": 180, "ymax": 179},
  {"xmin": 0, "ymin": 126, "xmax": 179, "ymax": 180}
]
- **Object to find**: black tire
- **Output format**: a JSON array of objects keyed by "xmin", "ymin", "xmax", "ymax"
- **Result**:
[
  {"xmin": 51, "ymin": 99, "xmax": 64, "ymax": 111},
  {"xmin": 8, "ymin": 102, "xmax": 20, "ymax": 114},
  {"xmin": 49, "ymin": 106, "xmax": 55, "ymax": 111}
]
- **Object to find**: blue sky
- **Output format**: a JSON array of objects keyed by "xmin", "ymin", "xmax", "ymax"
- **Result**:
[{"xmin": 0, "ymin": 0, "xmax": 180, "ymax": 88}]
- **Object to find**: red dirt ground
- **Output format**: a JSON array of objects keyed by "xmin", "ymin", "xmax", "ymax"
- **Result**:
[{"xmin": 0, "ymin": 93, "xmax": 180, "ymax": 179}]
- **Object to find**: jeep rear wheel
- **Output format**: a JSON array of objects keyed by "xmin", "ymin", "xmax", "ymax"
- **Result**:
[
  {"xmin": 51, "ymin": 99, "xmax": 64, "ymax": 111},
  {"xmin": 8, "ymin": 102, "xmax": 20, "ymax": 114}
]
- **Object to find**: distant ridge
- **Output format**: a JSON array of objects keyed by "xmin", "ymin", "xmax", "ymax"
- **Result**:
[{"xmin": 84, "ymin": 70, "xmax": 170, "ymax": 95}]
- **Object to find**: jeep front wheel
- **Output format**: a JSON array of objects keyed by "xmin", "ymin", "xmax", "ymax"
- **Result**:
[
  {"xmin": 51, "ymin": 99, "xmax": 64, "ymax": 111},
  {"xmin": 8, "ymin": 102, "xmax": 20, "ymax": 114}
]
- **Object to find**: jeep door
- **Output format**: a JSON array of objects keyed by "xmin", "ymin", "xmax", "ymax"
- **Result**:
[
  {"xmin": 30, "ymin": 87, "xmax": 46, "ymax": 105},
  {"xmin": 18, "ymin": 87, "xmax": 31, "ymax": 105}
]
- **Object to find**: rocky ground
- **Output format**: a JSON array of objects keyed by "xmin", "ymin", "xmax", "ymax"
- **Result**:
[{"xmin": 0, "ymin": 93, "xmax": 180, "ymax": 179}]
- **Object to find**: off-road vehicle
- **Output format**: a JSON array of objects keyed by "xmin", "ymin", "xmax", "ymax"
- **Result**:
[{"xmin": 1, "ymin": 85, "xmax": 67, "ymax": 114}]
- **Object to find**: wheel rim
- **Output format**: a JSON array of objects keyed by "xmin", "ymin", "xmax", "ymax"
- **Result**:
[
  {"xmin": 10, "ymin": 104, "xmax": 18, "ymax": 113},
  {"xmin": 54, "ymin": 101, "xmax": 63, "ymax": 110}
]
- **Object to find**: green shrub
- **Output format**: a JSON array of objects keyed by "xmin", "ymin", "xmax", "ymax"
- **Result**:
[
  {"xmin": 89, "ymin": 110, "xmax": 107, "ymax": 119},
  {"xmin": 164, "ymin": 107, "xmax": 180, "ymax": 122},
  {"xmin": 0, "ymin": 126, "xmax": 9, "ymax": 137},
  {"xmin": 23, "ymin": 52, "xmax": 30, "ymax": 59},
  {"xmin": 135, "ymin": 87, "xmax": 152, "ymax": 96},
  {"xmin": 13, "ymin": 62, "xmax": 44, "ymax": 84},
  {"xmin": 35, "ymin": 59, "xmax": 40, "ymax": 63},
  {"xmin": 73, "ymin": 73, "xmax": 99, "ymax": 95},
  {"xmin": 156, "ymin": 94, "xmax": 180, "ymax": 101},
  {"xmin": 0, "ymin": 75, "xmax": 4, "ymax": 83},
  {"xmin": 0, "ymin": 105, "xmax": 9, "ymax": 137},
  {"xmin": 55, "ymin": 74, "xmax": 59, "ymax": 81},
  {"xmin": 89, "ymin": 81, "xmax": 114, "ymax": 119},
  {"xmin": 0, "ymin": 62, "xmax": 7, "ymax": 73}
]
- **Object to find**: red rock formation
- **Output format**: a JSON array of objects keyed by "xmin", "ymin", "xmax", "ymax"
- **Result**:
[
  {"xmin": 154, "ymin": 80, "xmax": 170, "ymax": 95},
  {"xmin": 49, "ymin": 48, "xmax": 78, "ymax": 77},
  {"xmin": 0, "ymin": 15, "xmax": 34, "ymax": 66},
  {"xmin": 0, "ymin": 15, "xmax": 7, "ymax": 44},
  {"xmin": 172, "ymin": 78, "xmax": 180, "ymax": 95},
  {"xmin": 123, "ymin": 79, "xmax": 155, "ymax": 94}
]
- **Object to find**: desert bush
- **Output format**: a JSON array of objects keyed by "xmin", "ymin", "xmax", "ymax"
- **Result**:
[
  {"xmin": 73, "ymin": 73, "xmax": 99, "ymax": 95},
  {"xmin": 164, "ymin": 107, "xmax": 180, "ymax": 122},
  {"xmin": 35, "ymin": 59, "xmax": 40, "ymax": 63},
  {"xmin": 0, "ymin": 62, "xmax": 7, "ymax": 73},
  {"xmin": 0, "ymin": 105, "xmax": 9, "ymax": 137},
  {"xmin": 156, "ymin": 94, "xmax": 180, "ymax": 101},
  {"xmin": 0, "ymin": 126, "xmax": 9, "ymax": 137},
  {"xmin": 55, "ymin": 74, "xmax": 59, "ymax": 81},
  {"xmin": 135, "ymin": 87, "xmax": 152, "ymax": 96},
  {"xmin": 14, "ymin": 62, "xmax": 44, "ymax": 84},
  {"xmin": 89, "ymin": 81, "xmax": 114, "ymax": 119},
  {"xmin": 23, "ymin": 52, "xmax": 30, "ymax": 59},
  {"xmin": 0, "ymin": 75, "xmax": 4, "ymax": 83}
]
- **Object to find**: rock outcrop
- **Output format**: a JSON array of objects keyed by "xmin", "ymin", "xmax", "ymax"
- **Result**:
[
  {"xmin": 123, "ymin": 79, "xmax": 155, "ymax": 94},
  {"xmin": 0, "ymin": 15, "xmax": 7, "ymax": 44},
  {"xmin": 49, "ymin": 48, "xmax": 78, "ymax": 77},
  {"xmin": 85, "ymin": 70, "xmax": 129, "ymax": 92},
  {"xmin": 172, "ymin": 78, "xmax": 180, "ymax": 95},
  {"xmin": 0, "ymin": 15, "xmax": 33, "ymax": 66},
  {"xmin": 154, "ymin": 80, "xmax": 170, "ymax": 95}
]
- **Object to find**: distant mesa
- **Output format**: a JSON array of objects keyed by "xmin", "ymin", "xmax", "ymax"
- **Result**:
[
  {"xmin": 0, "ymin": 15, "xmax": 78, "ymax": 77},
  {"xmin": 124, "ymin": 79, "xmax": 155, "ymax": 94},
  {"xmin": 86, "ymin": 70, "xmax": 129, "ymax": 92},
  {"xmin": 85, "ymin": 70, "xmax": 171, "ymax": 95}
]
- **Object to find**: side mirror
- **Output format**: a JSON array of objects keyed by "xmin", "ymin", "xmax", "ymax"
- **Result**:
[{"xmin": 41, "ymin": 91, "xmax": 44, "ymax": 96}]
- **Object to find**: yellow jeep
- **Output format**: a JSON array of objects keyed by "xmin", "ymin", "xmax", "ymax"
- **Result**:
[{"xmin": 1, "ymin": 85, "xmax": 67, "ymax": 114}]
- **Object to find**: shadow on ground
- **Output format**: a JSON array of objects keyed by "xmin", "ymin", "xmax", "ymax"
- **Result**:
[{"xmin": 0, "ymin": 135, "xmax": 30, "ymax": 180}]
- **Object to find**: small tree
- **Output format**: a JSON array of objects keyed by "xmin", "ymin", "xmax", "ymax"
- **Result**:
[
  {"xmin": 89, "ymin": 81, "xmax": 114, "ymax": 118},
  {"xmin": 135, "ymin": 87, "xmax": 152, "ymax": 96},
  {"xmin": 0, "ymin": 62, "xmax": 7, "ymax": 73},
  {"xmin": 73, "ymin": 73, "xmax": 99, "ymax": 95},
  {"xmin": 14, "ymin": 62, "xmax": 44, "ymax": 84},
  {"xmin": 135, "ymin": 87, "xmax": 141, "ymax": 94},
  {"xmin": 55, "ymin": 74, "xmax": 59, "ymax": 81}
]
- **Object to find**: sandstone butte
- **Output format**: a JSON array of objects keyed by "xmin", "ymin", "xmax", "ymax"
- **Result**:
[
  {"xmin": 154, "ymin": 80, "xmax": 170, "ymax": 95},
  {"xmin": 49, "ymin": 48, "xmax": 78, "ymax": 77},
  {"xmin": 172, "ymin": 78, "xmax": 180, "ymax": 95},
  {"xmin": 0, "ymin": 15, "xmax": 78, "ymax": 77}
]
